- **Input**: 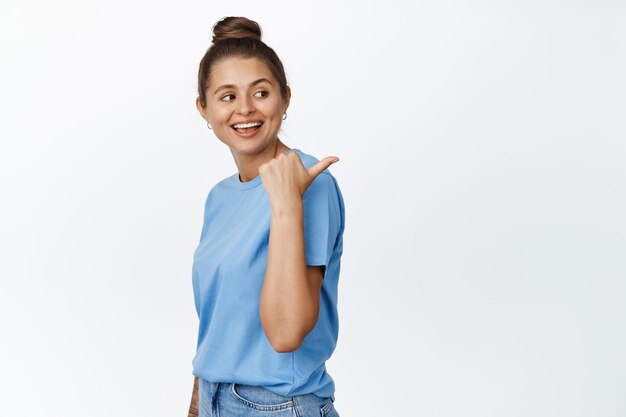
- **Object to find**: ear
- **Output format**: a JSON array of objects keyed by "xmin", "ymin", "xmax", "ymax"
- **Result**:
[
  {"xmin": 283, "ymin": 85, "xmax": 291, "ymax": 113},
  {"xmin": 196, "ymin": 96, "xmax": 209, "ymax": 121}
]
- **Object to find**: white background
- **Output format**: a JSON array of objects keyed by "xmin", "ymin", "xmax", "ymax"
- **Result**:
[{"xmin": 1, "ymin": 1, "xmax": 625, "ymax": 416}]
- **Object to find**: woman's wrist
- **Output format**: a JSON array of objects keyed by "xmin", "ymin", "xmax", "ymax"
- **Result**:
[{"xmin": 270, "ymin": 198, "xmax": 303, "ymax": 219}]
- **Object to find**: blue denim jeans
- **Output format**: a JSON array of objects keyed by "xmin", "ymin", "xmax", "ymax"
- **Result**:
[{"xmin": 199, "ymin": 379, "xmax": 340, "ymax": 417}]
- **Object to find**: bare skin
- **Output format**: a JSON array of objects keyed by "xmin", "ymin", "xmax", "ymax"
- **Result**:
[
  {"xmin": 187, "ymin": 376, "xmax": 198, "ymax": 417},
  {"xmin": 191, "ymin": 56, "xmax": 339, "ymax": 409}
]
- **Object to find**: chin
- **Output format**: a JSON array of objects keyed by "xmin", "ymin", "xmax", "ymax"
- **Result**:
[{"xmin": 228, "ymin": 139, "xmax": 272, "ymax": 155}]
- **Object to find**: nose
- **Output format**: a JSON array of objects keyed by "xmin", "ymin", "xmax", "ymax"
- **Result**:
[{"xmin": 236, "ymin": 94, "xmax": 255, "ymax": 115}]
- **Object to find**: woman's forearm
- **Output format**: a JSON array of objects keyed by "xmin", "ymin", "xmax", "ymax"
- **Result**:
[
  {"xmin": 260, "ymin": 200, "xmax": 316, "ymax": 352},
  {"xmin": 187, "ymin": 376, "xmax": 199, "ymax": 417}
]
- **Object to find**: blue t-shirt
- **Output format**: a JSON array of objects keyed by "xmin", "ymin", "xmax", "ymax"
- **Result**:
[{"xmin": 191, "ymin": 148, "xmax": 345, "ymax": 400}]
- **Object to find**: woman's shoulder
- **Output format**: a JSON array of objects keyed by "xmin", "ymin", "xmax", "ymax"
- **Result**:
[{"xmin": 201, "ymin": 172, "xmax": 240, "ymax": 206}]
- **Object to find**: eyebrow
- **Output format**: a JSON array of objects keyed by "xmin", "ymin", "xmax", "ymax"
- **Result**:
[{"xmin": 213, "ymin": 78, "xmax": 273, "ymax": 95}]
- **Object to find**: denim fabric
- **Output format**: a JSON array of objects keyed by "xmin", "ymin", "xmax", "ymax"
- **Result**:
[{"xmin": 199, "ymin": 378, "xmax": 340, "ymax": 417}]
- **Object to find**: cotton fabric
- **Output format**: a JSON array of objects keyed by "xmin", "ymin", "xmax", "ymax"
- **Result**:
[{"xmin": 191, "ymin": 148, "xmax": 345, "ymax": 400}]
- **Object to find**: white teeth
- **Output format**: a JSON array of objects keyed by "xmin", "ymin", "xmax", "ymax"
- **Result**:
[{"xmin": 233, "ymin": 122, "xmax": 262, "ymax": 129}]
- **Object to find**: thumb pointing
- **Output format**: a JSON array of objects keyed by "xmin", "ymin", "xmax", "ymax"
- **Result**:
[{"xmin": 308, "ymin": 156, "xmax": 340, "ymax": 180}]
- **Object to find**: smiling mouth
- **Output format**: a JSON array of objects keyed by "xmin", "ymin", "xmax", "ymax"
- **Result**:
[
  {"xmin": 230, "ymin": 121, "xmax": 263, "ymax": 137},
  {"xmin": 231, "ymin": 121, "xmax": 263, "ymax": 132}
]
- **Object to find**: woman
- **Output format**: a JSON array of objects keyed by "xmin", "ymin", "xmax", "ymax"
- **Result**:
[{"xmin": 188, "ymin": 16, "xmax": 345, "ymax": 417}]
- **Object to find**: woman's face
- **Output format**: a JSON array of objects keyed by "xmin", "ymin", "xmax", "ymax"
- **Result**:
[{"xmin": 197, "ymin": 56, "xmax": 290, "ymax": 156}]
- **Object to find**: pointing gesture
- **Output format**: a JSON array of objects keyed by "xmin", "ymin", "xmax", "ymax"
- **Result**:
[{"xmin": 259, "ymin": 151, "xmax": 339, "ymax": 211}]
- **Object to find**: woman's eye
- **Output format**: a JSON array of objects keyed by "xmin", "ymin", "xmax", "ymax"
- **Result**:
[{"xmin": 222, "ymin": 91, "xmax": 267, "ymax": 102}]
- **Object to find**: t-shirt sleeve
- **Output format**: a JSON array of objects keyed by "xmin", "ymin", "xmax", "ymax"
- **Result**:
[{"xmin": 302, "ymin": 173, "xmax": 342, "ymax": 278}]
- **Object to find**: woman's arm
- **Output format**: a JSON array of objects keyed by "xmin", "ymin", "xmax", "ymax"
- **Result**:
[
  {"xmin": 260, "ymin": 202, "xmax": 321, "ymax": 352},
  {"xmin": 258, "ymin": 152, "xmax": 338, "ymax": 353},
  {"xmin": 187, "ymin": 376, "xmax": 199, "ymax": 417}
]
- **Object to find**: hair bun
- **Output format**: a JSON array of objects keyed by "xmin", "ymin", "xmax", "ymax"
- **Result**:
[{"xmin": 212, "ymin": 16, "xmax": 262, "ymax": 44}]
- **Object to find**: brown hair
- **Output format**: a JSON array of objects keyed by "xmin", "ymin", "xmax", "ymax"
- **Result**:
[{"xmin": 197, "ymin": 16, "xmax": 289, "ymax": 108}]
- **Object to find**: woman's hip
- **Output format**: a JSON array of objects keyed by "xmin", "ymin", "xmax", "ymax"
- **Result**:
[{"xmin": 198, "ymin": 379, "xmax": 339, "ymax": 417}]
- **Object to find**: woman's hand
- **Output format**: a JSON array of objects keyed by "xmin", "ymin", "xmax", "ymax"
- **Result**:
[{"xmin": 259, "ymin": 152, "xmax": 339, "ymax": 211}]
